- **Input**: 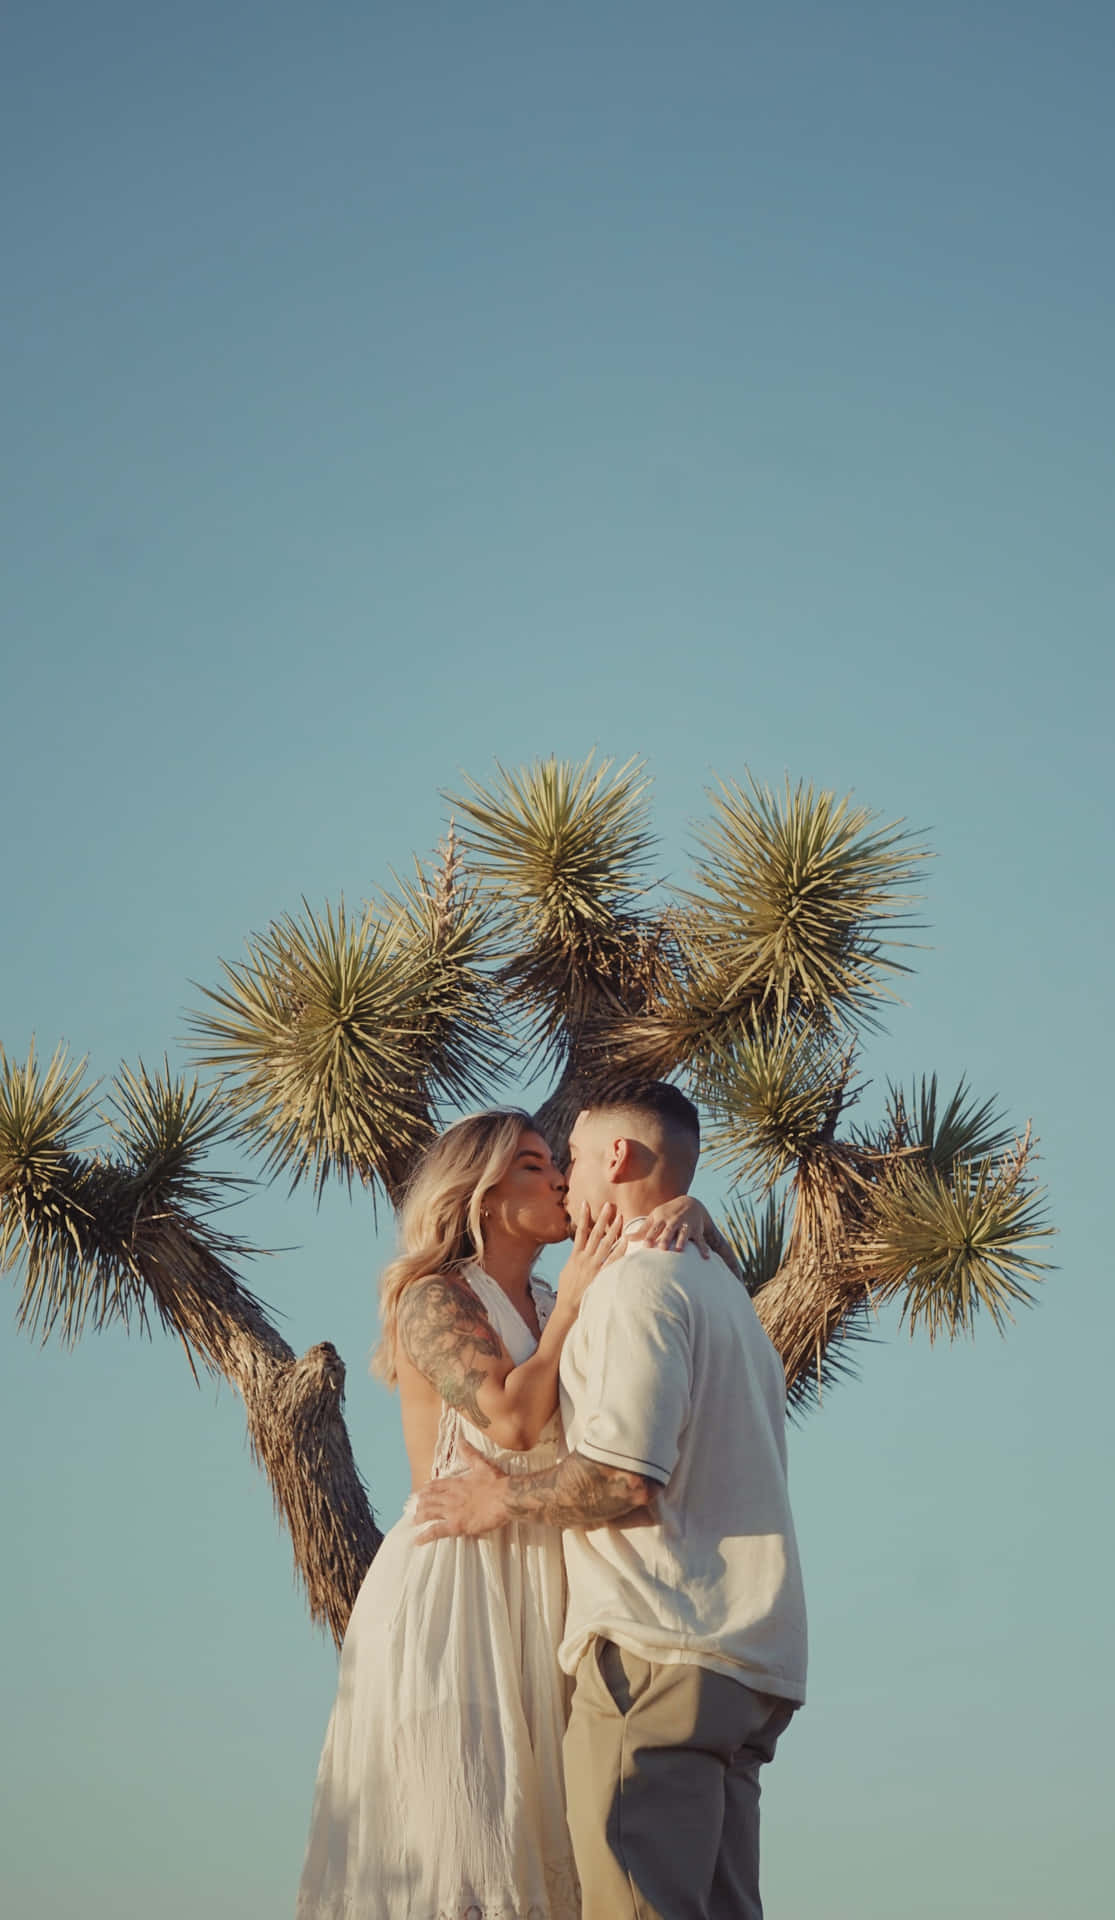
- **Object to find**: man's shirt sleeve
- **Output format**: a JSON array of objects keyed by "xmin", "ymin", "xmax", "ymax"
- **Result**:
[{"xmin": 574, "ymin": 1253, "xmax": 693, "ymax": 1487}]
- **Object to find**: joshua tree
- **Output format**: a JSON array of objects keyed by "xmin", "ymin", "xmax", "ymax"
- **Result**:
[{"xmin": 0, "ymin": 755, "xmax": 1051, "ymax": 1646}]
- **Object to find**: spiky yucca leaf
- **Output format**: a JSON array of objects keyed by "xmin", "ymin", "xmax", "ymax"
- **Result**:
[
  {"xmin": 718, "ymin": 1193, "xmax": 788, "ymax": 1298},
  {"xmin": 686, "ymin": 775, "xmax": 927, "ymax": 1030},
  {"xmin": 701, "ymin": 1020, "xmax": 848, "ymax": 1191},
  {"xmin": 452, "ymin": 754, "xmax": 655, "ymax": 928},
  {"xmin": 0, "ymin": 1042, "xmax": 95, "ymax": 1196},
  {"xmin": 380, "ymin": 839, "xmax": 506, "ymax": 1111},
  {"xmin": 861, "ymin": 1155, "xmax": 1052, "ymax": 1340},
  {"xmin": 600, "ymin": 922, "xmax": 761, "ymax": 1085},
  {"xmin": 190, "ymin": 852, "xmax": 498, "ymax": 1199},
  {"xmin": 0, "ymin": 1043, "xmax": 122, "ymax": 1342},
  {"xmin": 190, "ymin": 900, "xmax": 414, "ymax": 1195},
  {"xmin": 885, "ymin": 1074, "xmax": 1014, "ymax": 1179},
  {"xmin": 5, "ymin": 1171, "xmax": 140, "ymax": 1344},
  {"xmin": 449, "ymin": 754, "xmax": 664, "ymax": 1062},
  {"xmin": 108, "ymin": 1061, "xmax": 251, "ymax": 1215},
  {"xmin": 1, "ymin": 1044, "xmax": 261, "ymax": 1346}
]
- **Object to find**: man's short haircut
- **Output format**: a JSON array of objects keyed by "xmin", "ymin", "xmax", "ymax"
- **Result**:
[{"xmin": 581, "ymin": 1080, "xmax": 701, "ymax": 1176}]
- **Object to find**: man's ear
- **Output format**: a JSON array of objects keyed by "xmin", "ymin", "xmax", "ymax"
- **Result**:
[{"xmin": 606, "ymin": 1135, "xmax": 631, "ymax": 1181}]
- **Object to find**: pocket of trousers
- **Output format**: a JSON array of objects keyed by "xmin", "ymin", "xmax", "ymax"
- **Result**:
[{"xmin": 595, "ymin": 1638, "xmax": 654, "ymax": 1714}]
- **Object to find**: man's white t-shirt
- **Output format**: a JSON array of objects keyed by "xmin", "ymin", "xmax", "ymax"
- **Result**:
[{"xmin": 557, "ymin": 1231, "xmax": 808, "ymax": 1704}]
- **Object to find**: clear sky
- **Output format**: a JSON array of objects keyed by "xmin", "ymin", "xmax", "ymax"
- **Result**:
[{"xmin": 3, "ymin": 3, "xmax": 1112, "ymax": 1915}]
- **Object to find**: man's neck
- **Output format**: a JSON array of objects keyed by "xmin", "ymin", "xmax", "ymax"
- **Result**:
[{"xmin": 615, "ymin": 1179, "xmax": 686, "ymax": 1227}]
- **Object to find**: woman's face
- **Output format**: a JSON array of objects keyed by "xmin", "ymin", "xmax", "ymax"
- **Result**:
[{"xmin": 482, "ymin": 1129, "xmax": 570, "ymax": 1247}]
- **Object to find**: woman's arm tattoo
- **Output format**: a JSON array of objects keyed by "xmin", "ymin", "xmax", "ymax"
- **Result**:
[
  {"xmin": 504, "ymin": 1451, "xmax": 653, "ymax": 1527},
  {"xmin": 397, "ymin": 1275, "xmax": 505, "ymax": 1429}
]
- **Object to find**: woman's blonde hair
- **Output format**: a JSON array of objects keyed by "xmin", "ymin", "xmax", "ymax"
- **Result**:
[{"xmin": 372, "ymin": 1108, "xmax": 535, "ymax": 1385}]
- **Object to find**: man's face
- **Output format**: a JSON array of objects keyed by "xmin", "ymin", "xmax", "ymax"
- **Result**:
[{"xmin": 564, "ymin": 1110, "xmax": 615, "ymax": 1226}]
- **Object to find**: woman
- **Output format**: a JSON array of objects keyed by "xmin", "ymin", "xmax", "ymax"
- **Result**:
[{"xmin": 296, "ymin": 1108, "xmax": 722, "ymax": 1920}]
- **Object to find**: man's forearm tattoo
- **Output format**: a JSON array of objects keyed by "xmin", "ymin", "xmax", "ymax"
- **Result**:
[
  {"xmin": 504, "ymin": 1451, "xmax": 652, "ymax": 1527},
  {"xmin": 397, "ymin": 1275, "xmax": 504, "ymax": 1429}
]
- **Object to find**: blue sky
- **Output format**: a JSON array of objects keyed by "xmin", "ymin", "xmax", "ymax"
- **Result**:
[{"xmin": 3, "ymin": 4, "xmax": 1113, "ymax": 1915}]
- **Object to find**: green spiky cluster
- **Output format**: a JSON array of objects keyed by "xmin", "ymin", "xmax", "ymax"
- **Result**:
[
  {"xmin": 686, "ymin": 775, "xmax": 926, "ymax": 1029},
  {"xmin": 448, "ymin": 756, "xmax": 662, "ymax": 1066},
  {"xmin": 699, "ymin": 1021, "xmax": 849, "ymax": 1191},
  {"xmin": 864, "ymin": 1144, "xmax": 1051, "ymax": 1341},
  {"xmin": 885, "ymin": 1074, "xmax": 1015, "ymax": 1178},
  {"xmin": 189, "ymin": 847, "xmax": 499, "ymax": 1199},
  {"xmin": 0, "ymin": 1045, "xmax": 255, "ymax": 1344},
  {"xmin": 718, "ymin": 1193, "xmax": 789, "ymax": 1299}
]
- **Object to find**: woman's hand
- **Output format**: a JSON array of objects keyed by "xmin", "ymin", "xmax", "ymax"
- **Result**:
[
  {"xmin": 555, "ymin": 1202, "xmax": 624, "ymax": 1312},
  {"xmin": 628, "ymin": 1195, "xmax": 743, "ymax": 1277}
]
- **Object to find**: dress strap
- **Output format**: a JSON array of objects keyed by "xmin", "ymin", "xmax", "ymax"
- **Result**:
[{"xmin": 431, "ymin": 1400, "xmax": 461, "ymax": 1479}]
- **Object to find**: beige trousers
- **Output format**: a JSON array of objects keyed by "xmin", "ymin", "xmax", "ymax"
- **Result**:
[{"xmin": 563, "ymin": 1638, "xmax": 796, "ymax": 1920}]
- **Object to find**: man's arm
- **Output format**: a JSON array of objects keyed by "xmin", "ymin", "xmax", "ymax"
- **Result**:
[
  {"xmin": 505, "ymin": 1450, "xmax": 654, "ymax": 1528},
  {"xmin": 413, "ymin": 1442, "xmax": 654, "ymax": 1540}
]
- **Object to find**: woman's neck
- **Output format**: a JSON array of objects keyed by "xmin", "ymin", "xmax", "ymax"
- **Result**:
[{"xmin": 474, "ymin": 1233, "xmax": 538, "ymax": 1299}]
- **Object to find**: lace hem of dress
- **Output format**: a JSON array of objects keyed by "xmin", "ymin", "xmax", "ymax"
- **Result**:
[
  {"xmin": 296, "ymin": 1858, "xmax": 580, "ymax": 1920},
  {"xmin": 431, "ymin": 1856, "xmax": 580, "ymax": 1920}
]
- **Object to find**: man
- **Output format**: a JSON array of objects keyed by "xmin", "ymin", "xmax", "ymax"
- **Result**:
[{"xmin": 416, "ymin": 1081, "xmax": 807, "ymax": 1920}]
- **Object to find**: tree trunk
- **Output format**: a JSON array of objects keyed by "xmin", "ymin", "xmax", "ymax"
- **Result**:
[
  {"xmin": 754, "ymin": 1251, "xmax": 871, "ymax": 1404},
  {"xmin": 138, "ymin": 1213, "xmax": 382, "ymax": 1646},
  {"xmin": 531, "ymin": 1063, "xmax": 595, "ymax": 1168},
  {"xmin": 753, "ymin": 1144, "xmax": 882, "ymax": 1406}
]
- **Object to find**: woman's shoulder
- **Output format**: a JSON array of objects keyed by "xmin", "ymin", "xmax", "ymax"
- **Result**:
[
  {"xmin": 396, "ymin": 1264, "xmax": 499, "ymax": 1350},
  {"xmin": 397, "ymin": 1262, "xmax": 472, "ymax": 1307}
]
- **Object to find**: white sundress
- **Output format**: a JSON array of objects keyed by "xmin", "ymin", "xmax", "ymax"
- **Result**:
[{"xmin": 295, "ymin": 1266, "xmax": 579, "ymax": 1920}]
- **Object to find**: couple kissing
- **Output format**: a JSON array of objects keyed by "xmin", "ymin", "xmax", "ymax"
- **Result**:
[{"xmin": 297, "ymin": 1081, "xmax": 807, "ymax": 1920}]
